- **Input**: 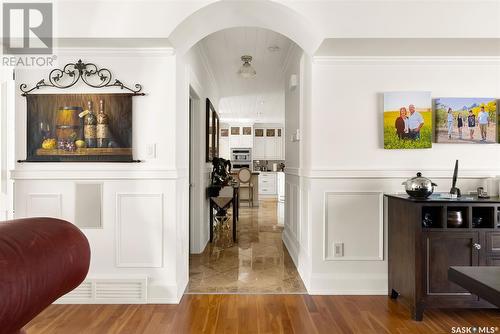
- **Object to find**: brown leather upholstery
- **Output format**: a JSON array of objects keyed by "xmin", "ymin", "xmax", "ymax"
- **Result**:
[{"xmin": 0, "ymin": 218, "xmax": 90, "ymax": 334}]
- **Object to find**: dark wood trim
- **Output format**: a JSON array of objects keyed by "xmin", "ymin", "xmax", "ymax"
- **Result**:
[{"xmin": 205, "ymin": 98, "xmax": 219, "ymax": 162}]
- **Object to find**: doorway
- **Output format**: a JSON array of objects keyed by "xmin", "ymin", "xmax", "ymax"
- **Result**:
[{"xmin": 186, "ymin": 27, "xmax": 306, "ymax": 294}]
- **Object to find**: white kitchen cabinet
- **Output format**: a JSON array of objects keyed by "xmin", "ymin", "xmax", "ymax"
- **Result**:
[
  {"xmin": 229, "ymin": 135, "xmax": 241, "ymax": 149},
  {"xmin": 240, "ymin": 134, "xmax": 253, "ymax": 148},
  {"xmin": 219, "ymin": 136, "xmax": 230, "ymax": 160},
  {"xmin": 276, "ymin": 129, "xmax": 284, "ymax": 160},
  {"xmin": 253, "ymin": 127, "xmax": 284, "ymax": 160},
  {"xmin": 258, "ymin": 172, "xmax": 277, "ymax": 195},
  {"xmin": 219, "ymin": 128, "xmax": 231, "ymax": 159},
  {"xmin": 227, "ymin": 125, "xmax": 253, "ymax": 149},
  {"xmin": 277, "ymin": 172, "xmax": 285, "ymax": 202},
  {"xmin": 264, "ymin": 137, "xmax": 277, "ymax": 158},
  {"xmin": 253, "ymin": 128, "xmax": 265, "ymax": 159},
  {"xmin": 253, "ymin": 138, "xmax": 265, "ymax": 159}
]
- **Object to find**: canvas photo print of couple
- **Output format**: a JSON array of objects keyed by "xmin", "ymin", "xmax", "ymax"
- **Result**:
[
  {"xmin": 384, "ymin": 91, "xmax": 432, "ymax": 149},
  {"xmin": 435, "ymin": 97, "xmax": 497, "ymax": 144}
]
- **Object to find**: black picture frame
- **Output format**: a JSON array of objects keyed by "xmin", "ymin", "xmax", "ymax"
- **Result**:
[{"xmin": 206, "ymin": 98, "xmax": 219, "ymax": 162}]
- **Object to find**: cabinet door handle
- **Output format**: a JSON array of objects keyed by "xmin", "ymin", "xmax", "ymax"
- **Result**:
[{"xmin": 473, "ymin": 243, "xmax": 481, "ymax": 250}]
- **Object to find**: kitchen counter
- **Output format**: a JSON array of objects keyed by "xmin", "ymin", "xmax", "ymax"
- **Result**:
[{"xmin": 230, "ymin": 171, "xmax": 260, "ymax": 175}]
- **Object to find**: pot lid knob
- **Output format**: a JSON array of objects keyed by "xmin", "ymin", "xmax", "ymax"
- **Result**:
[{"xmin": 416, "ymin": 172, "xmax": 422, "ymax": 177}]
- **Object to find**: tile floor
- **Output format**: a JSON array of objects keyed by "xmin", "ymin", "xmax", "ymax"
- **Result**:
[{"xmin": 187, "ymin": 198, "xmax": 306, "ymax": 293}]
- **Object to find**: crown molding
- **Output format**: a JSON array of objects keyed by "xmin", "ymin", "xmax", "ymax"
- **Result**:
[
  {"xmin": 313, "ymin": 55, "xmax": 500, "ymax": 65},
  {"xmin": 53, "ymin": 47, "xmax": 175, "ymax": 57}
]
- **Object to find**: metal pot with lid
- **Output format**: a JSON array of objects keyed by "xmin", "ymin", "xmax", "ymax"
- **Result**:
[{"xmin": 402, "ymin": 172, "xmax": 437, "ymax": 199}]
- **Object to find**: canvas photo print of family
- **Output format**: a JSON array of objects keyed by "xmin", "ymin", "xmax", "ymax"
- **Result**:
[
  {"xmin": 435, "ymin": 98, "xmax": 497, "ymax": 144},
  {"xmin": 384, "ymin": 91, "xmax": 432, "ymax": 149}
]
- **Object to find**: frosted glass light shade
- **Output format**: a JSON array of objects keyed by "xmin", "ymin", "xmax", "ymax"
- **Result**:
[{"xmin": 237, "ymin": 55, "xmax": 256, "ymax": 78}]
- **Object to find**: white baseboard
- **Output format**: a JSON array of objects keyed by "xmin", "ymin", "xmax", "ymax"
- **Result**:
[
  {"xmin": 282, "ymin": 228, "xmax": 311, "ymax": 291},
  {"xmin": 307, "ymin": 289, "xmax": 388, "ymax": 295},
  {"xmin": 282, "ymin": 228, "xmax": 299, "ymax": 263},
  {"xmin": 147, "ymin": 297, "xmax": 182, "ymax": 304},
  {"xmin": 190, "ymin": 235, "xmax": 209, "ymax": 254},
  {"xmin": 308, "ymin": 273, "xmax": 388, "ymax": 295}
]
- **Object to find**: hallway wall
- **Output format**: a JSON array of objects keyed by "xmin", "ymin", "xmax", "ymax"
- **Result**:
[
  {"xmin": 282, "ymin": 45, "xmax": 311, "ymax": 285},
  {"xmin": 184, "ymin": 45, "xmax": 220, "ymax": 254}
]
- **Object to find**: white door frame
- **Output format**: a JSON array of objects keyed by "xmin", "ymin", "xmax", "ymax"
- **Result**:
[
  {"xmin": 0, "ymin": 70, "xmax": 15, "ymax": 221},
  {"xmin": 173, "ymin": 0, "xmax": 319, "ymax": 293}
]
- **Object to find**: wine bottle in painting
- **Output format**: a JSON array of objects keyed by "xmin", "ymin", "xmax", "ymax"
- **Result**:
[
  {"xmin": 84, "ymin": 101, "xmax": 97, "ymax": 148},
  {"xmin": 97, "ymin": 99, "xmax": 110, "ymax": 148}
]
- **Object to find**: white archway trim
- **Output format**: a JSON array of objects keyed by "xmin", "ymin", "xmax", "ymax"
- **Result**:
[{"xmin": 168, "ymin": 0, "xmax": 324, "ymax": 55}]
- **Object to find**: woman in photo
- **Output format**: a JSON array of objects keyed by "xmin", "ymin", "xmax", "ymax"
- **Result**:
[
  {"xmin": 447, "ymin": 108, "xmax": 454, "ymax": 139},
  {"xmin": 457, "ymin": 112, "xmax": 464, "ymax": 139},
  {"xmin": 467, "ymin": 109, "xmax": 476, "ymax": 140},
  {"xmin": 395, "ymin": 107, "xmax": 409, "ymax": 139}
]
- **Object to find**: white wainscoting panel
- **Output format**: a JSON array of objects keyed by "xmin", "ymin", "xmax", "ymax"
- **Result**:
[
  {"xmin": 324, "ymin": 191, "xmax": 383, "ymax": 261},
  {"xmin": 291, "ymin": 183, "xmax": 300, "ymax": 239},
  {"xmin": 26, "ymin": 193, "xmax": 62, "ymax": 218},
  {"xmin": 116, "ymin": 193, "xmax": 164, "ymax": 268}
]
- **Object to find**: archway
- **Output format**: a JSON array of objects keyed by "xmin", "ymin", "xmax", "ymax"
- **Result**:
[
  {"xmin": 168, "ymin": 0, "xmax": 323, "ymax": 56},
  {"xmin": 171, "ymin": 0, "xmax": 316, "ymax": 294}
]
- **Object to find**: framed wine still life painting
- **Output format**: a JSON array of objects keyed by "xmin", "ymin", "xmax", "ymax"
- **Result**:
[
  {"xmin": 206, "ymin": 98, "xmax": 219, "ymax": 162},
  {"xmin": 19, "ymin": 59, "xmax": 145, "ymax": 162},
  {"xmin": 26, "ymin": 93, "xmax": 133, "ymax": 162}
]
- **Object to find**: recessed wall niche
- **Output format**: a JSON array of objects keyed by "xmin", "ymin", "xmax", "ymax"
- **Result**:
[{"xmin": 75, "ymin": 183, "xmax": 102, "ymax": 229}]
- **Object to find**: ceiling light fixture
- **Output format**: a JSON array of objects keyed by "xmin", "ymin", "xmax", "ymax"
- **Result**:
[{"xmin": 237, "ymin": 55, "xmax": 256, "ymax": 79}]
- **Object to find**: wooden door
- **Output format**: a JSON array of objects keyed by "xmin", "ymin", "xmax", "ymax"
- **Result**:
[{"xmin": 425, "ymin": 232, "xmax": 479, "ymax": 295}]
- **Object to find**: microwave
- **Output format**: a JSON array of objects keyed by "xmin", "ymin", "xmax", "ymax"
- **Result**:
[{"xmin": 231, "ymin": 148, "xmax": 252, "ymax": 162}]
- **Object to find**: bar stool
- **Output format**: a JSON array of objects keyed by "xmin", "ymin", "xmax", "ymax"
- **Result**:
[{"xmin": 237, "ymin": 167, "xmax": 253, "ymax": 207}]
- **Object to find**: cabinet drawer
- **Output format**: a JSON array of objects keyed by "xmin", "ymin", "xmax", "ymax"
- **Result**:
[
  {"xmin": 485, "ymin": 232, "xmax": 500, "ymax": 254},
  {"xmin": 259, "ymin": 179, "xmax": 276, "ymax": 187},
  {"xmin": 259, "ymin": 187, "xmax": 276, "ymax": 195}
]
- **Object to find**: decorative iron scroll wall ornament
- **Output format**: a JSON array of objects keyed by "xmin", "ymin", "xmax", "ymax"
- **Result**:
[{"xmin": 20, "ymin": 59, "xmax": 145, "ymax": 96}]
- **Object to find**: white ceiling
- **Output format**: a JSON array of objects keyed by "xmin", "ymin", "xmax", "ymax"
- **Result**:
[{"xmin": 198, "ymin": 27, "xmax": 295, "ymax": 123}]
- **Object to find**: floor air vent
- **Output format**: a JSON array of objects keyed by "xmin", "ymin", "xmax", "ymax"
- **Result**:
[
  {"xmin": 56, "ymin": 277, "xmax": 148, "ymax": 304},
  {"xmin": 65, "ymin": 281, "xmax": 92, "ymax": 301}
]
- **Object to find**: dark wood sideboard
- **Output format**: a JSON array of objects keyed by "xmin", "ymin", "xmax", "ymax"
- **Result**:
[{"xmin": 386, "ymin": 194, "xmax": 500, "ymax": 321}]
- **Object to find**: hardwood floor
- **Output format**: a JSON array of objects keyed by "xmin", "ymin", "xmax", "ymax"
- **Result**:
[{"xmin": 26, "ymin": 295, "xmax": 500, "ymax": 333}]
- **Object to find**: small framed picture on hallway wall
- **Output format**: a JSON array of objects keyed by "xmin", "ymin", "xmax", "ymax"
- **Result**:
[
  {"xmin": 434, "ymin": 97, "xmax": 497, "ymax": 144},
  {"xmin": 383, "ymin": 91, "xmax": 432, "ymax": 149}
]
